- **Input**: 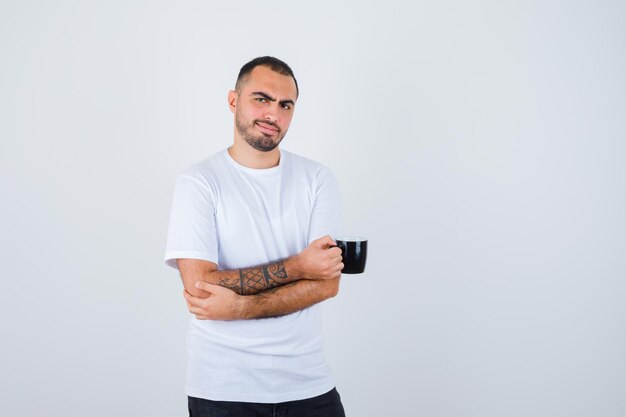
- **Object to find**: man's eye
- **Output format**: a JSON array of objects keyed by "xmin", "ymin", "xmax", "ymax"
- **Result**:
[
  {"xmin": 282, "ymin": 104, "xmax": 291, "ymax": 110},
  {"xmin": 256, "ymin": 98, "xmax": 267, "ymax": 103}
]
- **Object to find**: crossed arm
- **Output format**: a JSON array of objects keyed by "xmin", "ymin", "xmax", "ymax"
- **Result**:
[{"xmin": 179, "ymin": 235, "xmax": 344, "ymax": 321}]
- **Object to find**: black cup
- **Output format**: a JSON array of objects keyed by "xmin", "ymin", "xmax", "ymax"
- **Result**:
[{"xmin": 334, "ymin": 236, "xmax": 367, "ymax": 274}]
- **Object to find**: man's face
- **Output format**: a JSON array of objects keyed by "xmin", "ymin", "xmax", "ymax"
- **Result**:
[{"xmin": 231, "ymin": 66, "xmax": 298, "ymax": 152}]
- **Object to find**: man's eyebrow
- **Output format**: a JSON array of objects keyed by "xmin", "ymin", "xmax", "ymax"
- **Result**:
[
  {"xmin": 251, "ymin": 91, "xmax": 276, "ymax": 101},
  {"xmin": 251, "ymin": 91, "xmax": 295, "ymax": 106}
]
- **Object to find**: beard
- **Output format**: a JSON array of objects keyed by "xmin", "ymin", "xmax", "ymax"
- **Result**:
[{"xmin": 235, "ymin": 112, "xmax": 286, "ymax": 152}]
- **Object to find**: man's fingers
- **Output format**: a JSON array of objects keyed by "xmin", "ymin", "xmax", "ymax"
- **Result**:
[
  {"xmin": 329, "ymin": 248, "xmax": 342, "ymax": 258},
  {"xmin": 186, "ymin": 296, "xmax": 214, "ymax": 319},
  {"xmin": 184, "ymin": 288, "xmax": 209, "ymax": 308},
  {"xmin": 326, "ymin": 250, "xmax": 342, "ymax": 264},
  {"xmin": 188, "ymin": 304, "xmax": 207, "ymax": 316},
  {"xmin": 314, "ymin": 235, "xmax": 336, "ymax": 249},
  {"xmin": 327, "ymin": 263, "xmax": 344, "ymax": 275},
  {"xmin": 183, "ymin": 288, "xmax": 193, "ymax": 303}
]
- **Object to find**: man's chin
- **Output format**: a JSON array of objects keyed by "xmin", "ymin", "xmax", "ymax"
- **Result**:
[{"xmin": 246, "ymin": 136, "xmax": 281, "ymax": 152}]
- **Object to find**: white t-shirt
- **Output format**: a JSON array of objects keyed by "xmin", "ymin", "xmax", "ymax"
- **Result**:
[{"xmin": 164, "ymin": 148, "xmax": 343, "ymax": 403}]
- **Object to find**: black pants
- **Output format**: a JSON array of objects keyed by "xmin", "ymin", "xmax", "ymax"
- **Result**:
[{"xmin": 188, "ymin": 388, "xmax": 346, "ymax": 417}]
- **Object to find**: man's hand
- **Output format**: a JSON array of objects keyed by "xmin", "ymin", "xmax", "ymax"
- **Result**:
[
  {"xmin": 183, "ymin": 281, "xmax": 244, "ymax": 321},
  {"xmin": 293, "ymin": 235, "xmax": 343, "ymax": 280}
]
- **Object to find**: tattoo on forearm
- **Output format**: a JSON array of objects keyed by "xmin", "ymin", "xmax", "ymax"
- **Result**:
[
  {"xmin": 218, "ymin": 260, "xmax": 289, "ymax": 295},
  {"xmin": 218, "ymin": 278, "xmax": 242, "ymax": 293}
]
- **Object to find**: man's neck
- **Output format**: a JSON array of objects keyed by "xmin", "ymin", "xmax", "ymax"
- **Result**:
[{"xmin": 228, "ymin": 141, "xmax": 281, "ymax": 169}]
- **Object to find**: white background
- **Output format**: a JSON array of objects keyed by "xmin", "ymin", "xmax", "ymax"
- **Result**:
[{"xmin": 1, "ymin": 1, "xmax": 625, "ymax": 416}]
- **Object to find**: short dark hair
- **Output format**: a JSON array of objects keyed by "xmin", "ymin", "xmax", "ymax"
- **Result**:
[{"xmin": 235, "ymin": 56, "xmax": 299, "ymax": 97}]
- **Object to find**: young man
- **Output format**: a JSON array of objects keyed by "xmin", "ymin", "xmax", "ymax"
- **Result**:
[{"xmin": 164, "ymin": 56, "xmax": 347, "ymax": 416}]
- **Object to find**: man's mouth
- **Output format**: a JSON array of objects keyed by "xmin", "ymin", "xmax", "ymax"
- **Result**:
[{"xmin": 255, "ymin": 121, "xmax": 279, "ymax": 135}]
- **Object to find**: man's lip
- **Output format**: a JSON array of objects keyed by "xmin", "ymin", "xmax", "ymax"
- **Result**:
[{"xmin": 255, "ymin": 122, "xmax": 279, "ymax": 134}]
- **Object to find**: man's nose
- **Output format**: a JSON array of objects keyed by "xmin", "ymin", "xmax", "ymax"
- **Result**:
[{"xmin": 264, "ymin": 104, "xmax": 279, "ymax": 123}]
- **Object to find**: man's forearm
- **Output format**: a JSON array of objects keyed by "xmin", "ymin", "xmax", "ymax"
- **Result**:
[
  {"xmin": 213, "ymin": 236, "xmax": 343, "ymax": 297},
  {"xmin": 215, "ymin": 257, "xmax": 307, "ymax": 295},
  {"xmin": 180, "ymin": 257, "xmax": 305, "ymax": 297},
  {"xmin": 239, "ymin": 278, "xmax": 340, "ymax": 319}
]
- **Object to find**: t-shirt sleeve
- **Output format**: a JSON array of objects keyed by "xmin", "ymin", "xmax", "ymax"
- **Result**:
[
  {"xmin": 307, "ymin": 167, "xmax": 344, "ymax": 244},
  {"xmin": 164, "ymin": 174, "xmax": 219, "ymax": 270}
]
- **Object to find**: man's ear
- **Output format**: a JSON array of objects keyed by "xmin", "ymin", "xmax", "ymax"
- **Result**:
[{"xmin": 227, "ymin": 90, "xmax": 237, "ymax": 114}]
